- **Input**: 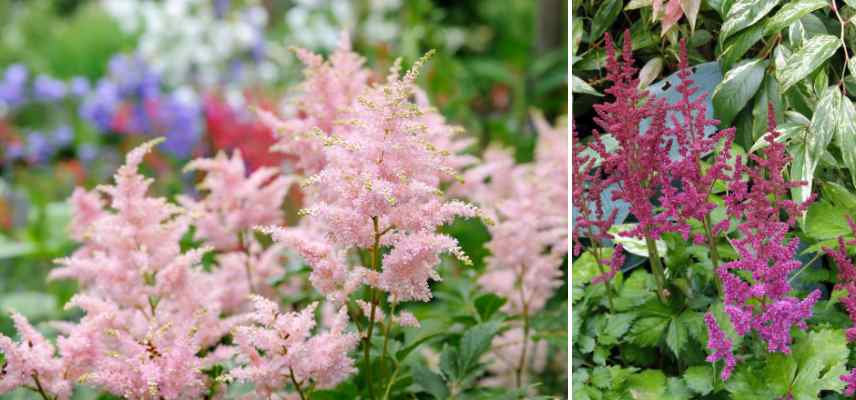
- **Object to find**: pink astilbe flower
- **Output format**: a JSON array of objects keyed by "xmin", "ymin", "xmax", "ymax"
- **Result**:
[
  {"xmin": 710, "ymin": 106, "xmax": 819, "ymax": 372},
  {"xmin": 843, "ymin": 368, "xmax": 856, "ymax": 396},
  {"xmin": 473, "ymin": 111, "xmax": 568, "ymax": 315},
  {"xmin": 261, "ymin": 51, "xmax": 480, "ymax": 305},
  {"xmin": 0, "ymin": 313, "xmax": 72, "ymax": 399},
  {"xmin": 258, "ymin": 33, "xmax": 370, "ymax": 175},
  {"xmin": 229, "ymin": 296, "xmax": 359, "ymax": 397},
  {"xmin": 703, "ymin": 313, "xmax": 736, "ymax": 381},
  {"xmin": 180, "ymin": 150, "xmax": 293, "ymax": 251}
]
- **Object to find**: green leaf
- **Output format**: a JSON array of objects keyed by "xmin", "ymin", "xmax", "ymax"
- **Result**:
[
  {"xmin": 396, "ymin": 332, "xmax": 446, "ymax": 362},
  {"xmin": 572, "ymin": 18, "xmax": 584, "ymax": 57},
  {"xmin": 572, "ymin": 75, "xmax": 603, "ymax": 96},
  {"xmin": 590, "ymin": 0, "xmax": 622, "ymax": 42},
  {"xmin": 457, "ymin": 321, "xmax": 500, "ymax": 372},
  {"xmin": 626, "ymin": 370, "xmax": 667, "ymax": 399},
  {"xmin": 796, "ymin": 87, "xmax": 842, "ymax": 205},
  {"xmin": 608, "ymin": 224, "xmax": 666, "ymax": 257},
  {"xmin": 822, "ymin": 181, "xmax": 856, "ymax": 210},
  {"xmin": 0, "ymin": 292, "xmax": 58, "ymax": 321},
  {"xmin": 805, "ymin": 200, "xmax": 853, "ymax": 240},
  {"xmin": 615, "ymin": 271, "xmax": 657, "ymax": 311},
  {"xmin": 788, "ymin": 330, "xmax": 848, "ymax": 399},
  {"xmin": 411, "ymin": 364, "xmax": 449, "ymax": 399},
  {"xmin": 683, "ymin": 365, "xmax": 715, "ymax": 395},
  {"xmin": 712, "ymin": 59, "xmax": 767, "ymax": 127},
  {"xmin": 474, "ymin": 293, "xmax": 506, "ymax": 322},
  {"xmin": 720, "ymin": 0, "xmax": 782, "ymax": 42},
  {"xmin": 764, "ymin": 0, "xmax": 828, "ymax": 35},
  {"xmin": 777, "ymin": 35, "xmax": 841, "ymax": 92},
  {"xmin": 837, "ymin": 98, "xmax": 856, "ymax": 188},
  {"xmin": 665, "ymin": 318, "xmax": 687, "ymax": 358},
  {"xmin": 719, "ymin": 25, "xmax": 765, "ymax": 70},
  {"xmin": 572, "ymin": 250, "xmax": 606, "ymax": 287},
  {"xmin": 598, "ymin": 313, "xmax": 637, "ymax": 345},
  {"xmin": 628, "ymin": 316, "xmax": 669, "ymax": 347},
  {"xmin": 748, "ymin": 122, "xmax": 805, "ymax": 154},
  {"xmin": 751, "ymin": 74, "xmax": 782, "ymax": 141}
]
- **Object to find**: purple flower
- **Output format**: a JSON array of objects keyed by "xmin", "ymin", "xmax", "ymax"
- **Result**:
[
  {"xmin": 4, "ymin": 142, "xmax": 23, "ymax": 162},
  {"xmin": 0, "ymin": 64, "xmax": 28, "ymax": 107},
  {"xmin": 80, "ymin": 81, "xmax": 120, "ymax": 132},
  {"xmin": 33, "ymin": 75, "xmax": 67, "ymax": 102},
  {"xmin": 53, "ymin": 125, "xmax": 74, "ymax": 147},
  {"xmin": 78, "ymin": 143, "xmax": 98, "ymax": 162},
  {"xmin": 25, "ymin": 131, "xmax": 53, "ymax": 163},
  {"xmin": 704, "ymin": 313, "xmax": 735, "ymax": 381},
  {"xmin": 70, "ymin": 76, "xmax": 91, "ymax": 97}
]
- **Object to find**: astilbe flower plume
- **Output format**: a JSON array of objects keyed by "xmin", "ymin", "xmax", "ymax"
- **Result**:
[
  {"xmin": 703, "ymin": 312, "xmax": 736, "ymax": 380},
  {"xmin": 659, "ymin": 39, "xmax": 735, "ymax": 243},
  {"xmin": 458, "ymin": 111, "xmax": 567, "ymax": 389},
  {"xmin": 0, "ymin": 140, "xmax": 359, "ymax": 399},
  {"xmin": 260, "ymin": 49, "xmax": 480, "ymax": 307},
  {"xmin": 822, "ymin": 217, "xmax": 856, "ymax": 394},
  {"xmin": 228, "ymin": 296, "xmax": 359, "ymax": 397},
  {"xmin": 592, "ymin": 31, "xmax": 678, "ymax": 241},
  {"xmin": 710, "ymin": 106, "xmax": 819, "ymax": 375}
]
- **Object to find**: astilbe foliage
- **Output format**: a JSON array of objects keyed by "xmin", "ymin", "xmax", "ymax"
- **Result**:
[{"xmin": 709, "ymin": 107, "xmax": 819, "ymax": 378}]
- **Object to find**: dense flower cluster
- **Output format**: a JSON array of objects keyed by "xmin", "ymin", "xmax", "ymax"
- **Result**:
[
  {"xmin": 704, "ymin": 313, "xmax": 736, "ymax": 380},
  {"xmin": 457, "ymin": 111, "xmax": 566, "ymax": 387},
  {"xmin": 823, "ymin": 218, "xmax": 856, "ymax": 394},
  {"xmin": 80, "ymin": 55, "xmax": 202, "ymax": 157},
  {"xmin": 713, "ymin": 109, "xmax": 818, "ymax": 362},
  {"xmin": 259, "ymin": 39, "xmax": 480, "ymax": 308},
  {"xmin": 0, "ymin": 139, "xmax": 357, "ymax": 399}
]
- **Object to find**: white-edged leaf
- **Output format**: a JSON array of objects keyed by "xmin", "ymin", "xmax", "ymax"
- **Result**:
[
  {"xmin": 712, "ymin": 59, "xmax": 767, "ymax": 127},
  {"xmin": 837, "ymin": 97, "xmax": 856, "ymax": 188},
  {"xmin": 749, "ymin": 122, "xmax": 805, "ymax": 154},
  {"xmin": 680, "ymin": 0, "xmax": 702, "ymax": 31},
  {"xmin": 572, "ymin": 75, "xmax": 603, "ymax": 96},
  {"xmin": 638, "ymin": 57, "xmax": 664, "ymax": 90},
  {"xmin": 765, "ymin": 0, "xmax": 828, "ymax": 36},
  {"xmin": 608, "ymin": 224, "xmax": 667, "ymax": 257},
  {"xmin": 720, "ymin": 0, "xmax": 782, "ymax": 42},
  {"xmin": 777, "ymin": 35, "xmax": 841, "ymax": 92}
]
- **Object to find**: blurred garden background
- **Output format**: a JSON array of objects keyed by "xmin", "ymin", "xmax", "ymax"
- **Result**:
[{"xmin": 0, "ymin": 0, "xmax": 567, "ymax": 373}]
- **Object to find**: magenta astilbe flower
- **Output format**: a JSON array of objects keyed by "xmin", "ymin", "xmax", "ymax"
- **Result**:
[
  {"xmin": 704, "ymin": 313, "xmax": 736, "ymax": 381},
  {"xmin": 711, "ymin": 106, "xmax": 819, "ymax": 373},
  {"xmin": 824, "ymin": 219, "xmax": 856, "ymax": 341},
  {"xmin": 593, "ymin": 31, "xmax": 677, "ymax": 241},
  {"xmin": 659, "ymin": 39, "xmax": 736, "ymax": 240},
  {"xmin": 591, "ymin": 245, "xmax": 625, "ymax": 286},
  {"xmin": 571, "ymin": 121, "xmax": 618, "ymax": 256},
  {"xmin": 843, "ymin": 368, "xmax": 856, "ymax": 396}
]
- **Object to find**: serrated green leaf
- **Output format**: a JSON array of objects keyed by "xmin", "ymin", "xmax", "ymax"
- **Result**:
[
  {"xmin": 615, "ymin": 271, "xmax": 657, "ymax": 311},
  {"xmin": 590, "ymin": 0, "xmax": 622, "ymax": 41},
  {"xmin": 457, "ymin": 321, "xmax": 500, "ymax": 372},
  {"xmin": 720, "ymin": 0, "xmax": 782, "ymax": 42},
  {"xmin": 411, "ymin": 364, "xmax": 449, "ymax": 399},
  {"xmin": 626, "ymin": 370, "xmax": 667, "ymax": 399},
  {"xmin": 789, "ymin": 330, "xmax": 848, "ymax": 399},
  {"xmin": 777, "ymin": 35, "xmax": 841, "ymax": 92},
  {"xmin": 805, "ymin": 200, "xmax": 853, "ymax": 240},
  {"xmin": 629, "ymin": 316, "xmax": 669, "ymax": 347},
  {"xmin": 683, "ymin": 365, "xmax": 715, "ymax": 395},
  {"xmin": 713, "ymin": 59, "xmax": 766, "ymax": 127},
  {"xmin": 572, "ymin": 75, "xmax": 603, "ymax": 97},
  {"xmin": 599, "ymin": 313, "xmax": 637, "ymax": 345},
  {"xmin": 765, "ymin": 0, "xmax": 828, "ymax": 35},
  {"xmin": 665, "ymin": 318, "xmax": 687, "ymax": 358},
  {"xmin": 473, "ymin": 293, "xmax": 506, "ymax": 322}
]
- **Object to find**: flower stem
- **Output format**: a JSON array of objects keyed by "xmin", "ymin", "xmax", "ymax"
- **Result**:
[
  {"xmin": 702, "ymin": 215, "xmax": 723, "ymax": 294},
  {"xmin": 645, "ymin": 236, "xmax": 668, "ymax": 302},
  {"xmin": 591, "ymin": 247, "xmax": 615, "ymax": 312},
  {"xmin": 32, "ymin": 374, "xmax": 53, "ymax": 400},
  {"xmin": 363, "ymin": 216, "xmax": 382, "ymax": 400},
  {"xmin": 380, "ymin": 301, "xmax": 396, "ymax": 381},
  {"xmin": 514, "ymin": 301, "xmax": 531, "ymax": 388},
  {"xmin": 289, "ymin": 368, "xmax": 307, "ymax": 400}
]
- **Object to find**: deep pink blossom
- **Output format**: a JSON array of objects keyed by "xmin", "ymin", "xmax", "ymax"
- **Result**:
[{"xmin": 704, "ymin": 313, "xmax": 736, "ymax": 381}]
